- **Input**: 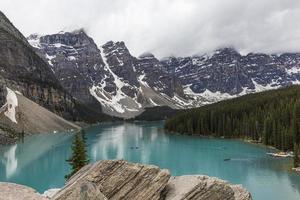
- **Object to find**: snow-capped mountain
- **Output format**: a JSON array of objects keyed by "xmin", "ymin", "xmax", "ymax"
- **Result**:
[
  {"xmin": 161, "ymin": 48, "xmax": 300, "ymax": 104},
  {"xmin": 28, "ymin": 30, "xmax": 186, "ymax": 118},
  {"xmin": 0, "ymin": 11, "xmax": 113, "ymax": 142},
  {"xmin": 28, "ymin": 30, "xmax": 300, "ymax": 118}
]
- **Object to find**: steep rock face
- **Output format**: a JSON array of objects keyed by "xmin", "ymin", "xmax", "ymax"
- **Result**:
[
  {"xmin": 27, "ymin": 30, "xmax": 106, "ymax": 112},
  {"xmin": 0, "ymin": 11, "xmax": 68, "ymax": 115},
  {"xmin": 100, "ymin": 41, "xmax": 187, "ymax": 113},
  {"xmin": 0, "ymin": 11, "xmax": 108, "ymax": 124},
  {"xmin": 102, "ymin": 41, "xmax": 139, "ymax": 94},
  {"xmin": 137, "ymin": 53, "xmax": 184, "ymax": 98},
  {"xmin": 0, "ymin": 11, "xmax": 28, "ymax": 44}
]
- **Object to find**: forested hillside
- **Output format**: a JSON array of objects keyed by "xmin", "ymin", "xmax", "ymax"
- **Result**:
[{"xmin": 165, "ymin": 86, "xmax": 300, "ymax": 153}]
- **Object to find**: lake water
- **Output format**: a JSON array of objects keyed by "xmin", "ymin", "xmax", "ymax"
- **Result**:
[{"xmin": 0, "ymin": 121, "xmax": 300, "ymax": 200}]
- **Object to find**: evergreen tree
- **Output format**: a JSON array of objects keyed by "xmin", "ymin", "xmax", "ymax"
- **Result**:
[
  {"xmin": 263, "ymin": 117, "xmax": 272, "ymax": 145},
  {"xmin": 165, "ymin": 85, "xmax": 300, "ymax": 152},
  {"xmin": 65, "ymin": 130, "xmax": 89, "ymax": 180},
  {"xmin": 293, "ymin": 100, "xmax": 300, "ymax": 167},
  {"xmin": 294, "ymin": 144, "xmax": 299, "ymax": 168}
]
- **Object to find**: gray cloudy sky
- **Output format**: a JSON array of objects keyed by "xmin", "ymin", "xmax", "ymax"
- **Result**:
[{"xmin": 1, "ymin": 0, "xmax": 300, "ymax": 58}]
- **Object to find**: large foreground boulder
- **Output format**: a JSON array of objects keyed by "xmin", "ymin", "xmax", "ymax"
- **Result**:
[
  {"xmin": 52, "ymin": 160, "xmax": 171, "ymax": 200},
  {"xmin": 53, "ymin": 160, "xmax": 251, "ymax": 200}
]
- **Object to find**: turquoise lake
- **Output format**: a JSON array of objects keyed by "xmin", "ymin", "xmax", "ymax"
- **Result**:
[{"xmin": 0, "ymin": 121, "xmax": 300, "ymax": 200}]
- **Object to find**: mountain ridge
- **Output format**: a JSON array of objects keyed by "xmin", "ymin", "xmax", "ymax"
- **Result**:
[
  {"xmin": 27, "ymin": 29, "xmax": 300, "ymax": 118},
  {"xmin": 28, "ymin": 31, "xmax": 186, "ymax": 118}
]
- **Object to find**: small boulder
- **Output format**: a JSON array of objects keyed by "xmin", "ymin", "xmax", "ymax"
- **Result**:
[
  {"xmin": 163, "ymin": 175, "xmax": 252, "ymax": 200},
  {"xmin": 0, "ymin": 182, "xmax": 47, "ymax": 200}
]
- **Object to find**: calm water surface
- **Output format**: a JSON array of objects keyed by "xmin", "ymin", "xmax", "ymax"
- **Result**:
[{"xmin": 0, "ymin": 121, "xmax": 300, "ymax": 200}]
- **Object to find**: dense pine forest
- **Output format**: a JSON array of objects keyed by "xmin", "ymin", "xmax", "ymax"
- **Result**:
[{"xmin": 165, "ymin": 86, "xmax": 300, "ymax": 159}]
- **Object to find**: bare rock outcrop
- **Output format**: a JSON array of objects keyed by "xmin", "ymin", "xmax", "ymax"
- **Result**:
[
  {"xmin": 52, "ymin": 160, "xmax": 171, "ymax": 200},
  {"xmin": 163, "ymin": 175, "xmax": 252, "ymax": 200},
  {"xmin": 0, "ymin": 160, "xmax": 252, "ymax": 200},
  {"xmin": 53, "ymin": 160, "xmax": 251, "ymax": 200},
  {"xmin": 0, "ymin": 182, "xmax": 47, "ymax": 200}
]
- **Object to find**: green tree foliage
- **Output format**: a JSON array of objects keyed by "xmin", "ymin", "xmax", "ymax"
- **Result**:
[
  {"xmin": 294, "ymin": 144, "xmax": 299, "ymax": 168},
  {"xmin": 165, "ymin": 86, "xmax": 300, "ymax": 152},
  {"xmin": 65, "ymin": 130, "xmax": 89, "ymax": 180},
  {"xmin": 293, "ymin": 100, "xmax": 300, "ymax": 167}
]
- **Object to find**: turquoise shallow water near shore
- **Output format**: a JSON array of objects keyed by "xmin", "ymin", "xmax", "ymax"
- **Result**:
[{"xmin": 0, "ymin": 121, "xmax": 300, "ymax": 200}]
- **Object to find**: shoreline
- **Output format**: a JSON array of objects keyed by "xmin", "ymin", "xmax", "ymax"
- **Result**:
[
  {"xmin": 241, "ymin": 139, "xmax": 278, "ymax": 151},
  {"xmin": 164, "ymin": 129, "xmax": 300, "ymax": 172},
  {"xmin": 165, "ymin": 128, "xmax": 284, "ymax": 152}
]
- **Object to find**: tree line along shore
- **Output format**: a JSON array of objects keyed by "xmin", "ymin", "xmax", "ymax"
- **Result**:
[{"xmin": 165, "ymin": 85, "xmax": 300, "ymax": 167}]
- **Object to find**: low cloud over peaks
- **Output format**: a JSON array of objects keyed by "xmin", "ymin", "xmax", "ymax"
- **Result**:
[{"xmin": 1, "ymin": 0, "xmax": 300, "ymax": 58}]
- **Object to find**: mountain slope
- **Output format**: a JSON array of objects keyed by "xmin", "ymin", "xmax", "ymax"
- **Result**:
[
  {"xmin": 0, "ymin": 87, "xmax": 80, "ymax": 144},
  {"xmin": 0, "ymin": 11, "xmax": 111, "ymax": 124}
]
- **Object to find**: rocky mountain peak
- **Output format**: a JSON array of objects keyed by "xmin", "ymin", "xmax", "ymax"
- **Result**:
[
  {"xmin": 27, "ymin": 29, "xmax": 108, "ymax": 113},
  {"xmin": 101, "ymin": 41, "xmax": 133, "ymax": 67},
  {"xmin": 38, "ymin": 30, "xmax": 95, "ymax": 48},
  {"xmin": 102, "ymin": 41, "xmax": 128, "ymax": 54}
]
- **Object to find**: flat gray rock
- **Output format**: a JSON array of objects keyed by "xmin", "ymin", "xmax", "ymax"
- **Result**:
[
  {"xmin": 0, "ymin": 182, "xmax": 47, "ymax": 200},
  {"xmin": 163, "ymin": 175, "xmax": 252, "ymax": 200}
]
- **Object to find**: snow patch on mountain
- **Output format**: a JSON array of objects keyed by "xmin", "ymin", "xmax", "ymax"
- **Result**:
[
  {"xmin": 27, "ymin": 34, "xmax": 41, "ymax": 48},
  {"xmin": 0, "ymin": 87, "xmax": 18, "ymax": 123},
  {"xmin": 252, "ymin": 79, "xmax": 281, "ymax": 92},
  {"xmin": 172, "ymin": 94, "xmax": 191, "ymax": 107},
  {"xmin": 45, "ymin": 54, "xmax": 56, "ymax": 67},
  {"xmin": 138, "ymin": 74, "xmax": 150, "ymax": 88},
  {"xmin": 89, "ymin": 46, "xmax": 142, "ymax": 117},
  {"xmin": 286, "ymin": 66, "xmax": 300, "ymax": 75},
  {"xmin": 183, "ymin": 78, "xmax": 283, "ymax": 106},
  {"xmin": 149, "ymin": 98, "xmax": 158, "ymax": 106},
  {"xmin": 183, "ymin": 86, "xmax": 235, "ymax": 105},
  {"xmin": 90, "ymin": 85, "xmax": 125, "ymax": 113}
]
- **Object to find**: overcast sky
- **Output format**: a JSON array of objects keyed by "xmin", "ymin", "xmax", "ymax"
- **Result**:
[{"xmin": 1, "ymin": 0, "xmax": 300, "ymax": 58}]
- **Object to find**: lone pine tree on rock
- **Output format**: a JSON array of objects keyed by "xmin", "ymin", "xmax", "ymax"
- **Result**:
[{"xmin": 65, "ymin": 130, "xmax": 89, "ymax": 180}]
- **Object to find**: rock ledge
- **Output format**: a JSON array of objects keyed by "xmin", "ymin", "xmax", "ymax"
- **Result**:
[{"xmin": 1, "ymin": 160, "xmax": 252, "ymax": 200}]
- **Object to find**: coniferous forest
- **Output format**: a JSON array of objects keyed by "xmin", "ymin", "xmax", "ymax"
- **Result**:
[{"xmin": 165, "ymin": 86, "xmax": 300, "ymax": 155}]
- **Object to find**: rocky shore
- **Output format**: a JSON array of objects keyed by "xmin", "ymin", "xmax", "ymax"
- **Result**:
[{"xmin": 0, "ymin": 160, "xmax": 252, "ymax": 200}]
